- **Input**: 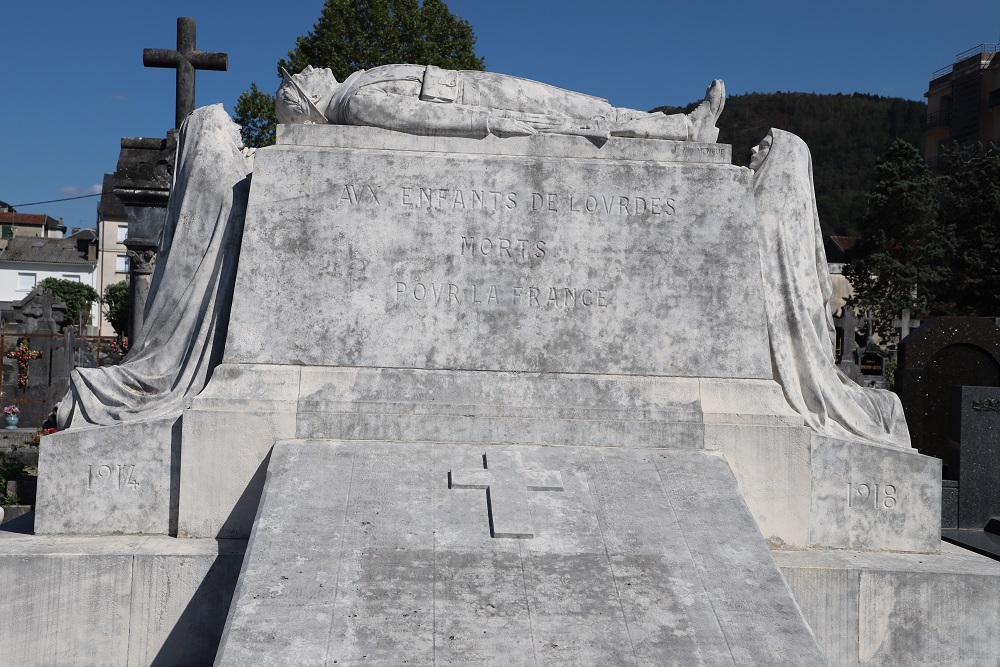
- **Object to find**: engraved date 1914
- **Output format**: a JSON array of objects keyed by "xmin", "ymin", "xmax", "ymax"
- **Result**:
[
  {"xmin": 848, "ymin": 482, "xmax": 896, "ymax": 509},
  {"xmin": 88, "ymin": 464, "xmax": 139, "ymax": 490}
]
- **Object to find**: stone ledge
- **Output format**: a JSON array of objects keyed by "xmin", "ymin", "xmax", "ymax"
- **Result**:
[
  {"xmin": 776, "ymin": 544, "xmax": 1000, "ymax": 666},
  {"xmin": 0, "ymin": 534, "xmax": 246, "ymax": 667},
  {"xmin": 277, "ymin": 123, "xmax": 733, "ymax": 163}
]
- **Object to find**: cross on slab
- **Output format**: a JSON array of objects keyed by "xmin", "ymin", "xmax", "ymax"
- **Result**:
[
  {"xmin": 143, "ymin": 17, "xmax": 228, "ymax": 129},
  {"xmin": 450, "ymin": 451, "xmax": 564, "ymax": 539}
]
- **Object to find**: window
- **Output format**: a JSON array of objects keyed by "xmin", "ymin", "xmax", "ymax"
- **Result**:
[
  {"xmin": 61, "ymin": 274, "xmax": 81, "ymax": 282},
  {"xmin": 116, "ymin": 225, "xmax": 128, "ymax": 243},
  {"xmin": 115, "ymin": 255, "xmax": 129, "ymax": 273},
  {"xmin": 16, "ymin": 273, "xmax": 36, "ymax": 292}
]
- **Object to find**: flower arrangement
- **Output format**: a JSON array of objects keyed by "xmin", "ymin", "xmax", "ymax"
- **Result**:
[
  {"xmin": 110, "ymin": 336, "xmax": 130, "ymax": 356},
  {"xmin": 29, "ymin": 427, "xmax": 58, "ymax": 445},
  {"xmin": 3, "ymin": 405, "xmax": 19, "ymax": 416},
  {"xmin": 6, "ymin": 342, "xmax": 42, "ymax": 389}
]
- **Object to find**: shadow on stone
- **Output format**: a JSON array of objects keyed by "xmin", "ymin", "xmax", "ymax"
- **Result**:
[
  {"xmin": 149, "ymin": 541, "xmax": 245, "ymax": 667},
  {"xmin": 0, "ymin": 508, "xmax": 33, "ymax": 534},
  {"xmin": 217, "ymin": 450, "xmax": 271, "ymax": 539}
]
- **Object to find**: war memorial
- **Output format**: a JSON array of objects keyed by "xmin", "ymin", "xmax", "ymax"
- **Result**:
[{"xmin": 2, "ymin": 62, "xmax": 1000, "ymax": 666}]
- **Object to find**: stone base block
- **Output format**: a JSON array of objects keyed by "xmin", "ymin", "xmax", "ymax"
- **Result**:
[
  {"xmin": 0, "ymin": 533, "xmax": 245, "ymax": 666},
  {"xmin": 182, "ymin": 362, "xmax": 809, "ymax": 539},
  {"xmin": 177, "ymin": 364, "xmax": 300, "ymax": 539},
  {"xmin": 35, "ymin": 415, "xmax": 181, "ymax": 535},
  {"xmin": 707, "ymin": 422, "xmax": 814, "ymax": 549},
  {"xmin": 809, "ymin": 435, "xmax": 941, "ymax": 553},
  {"xmin": 710, "ymin": 430, "xmax": 942, "ymax": 553},
  {"xmin": 777, "ymin": 543, "xmax": 1000, "ymax": 666},
  {"xmin": 295, "ymin": 366, "xmax": 708, "ymax": 447}
]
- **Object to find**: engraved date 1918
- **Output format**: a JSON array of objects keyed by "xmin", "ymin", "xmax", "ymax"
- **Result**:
[
  {"xmin": 88, "ymin": 464, "xmax": 139, "ymax": 490},
  {"xmin": 848, "ymin": 482, "xmax": 896, "ymax": 509}
]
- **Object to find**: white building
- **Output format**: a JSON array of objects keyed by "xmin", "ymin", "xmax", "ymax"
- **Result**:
[{"xmin": 0, "ymin": 232, "xmax": 100, "ymax": 331}]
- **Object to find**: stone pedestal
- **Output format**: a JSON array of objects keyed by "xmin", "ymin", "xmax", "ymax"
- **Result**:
[{"xmin": 113, "ymin": 132, "xmax": 176, "ymax": 340}]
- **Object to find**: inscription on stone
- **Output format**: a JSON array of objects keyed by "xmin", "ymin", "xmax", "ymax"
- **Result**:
[
  {"xmin": 88, "ymin": 464, "xmax": 140, "ymax": 490},
  {"xmin": 393, "ymin": 185, "xmax": 677, "ymax": 217},
  {"xmin": 460, "ymin": 236, "xmax": 546, "ymax": 259},
  {"xmin": 973, "ymin": 398, "xmax": 1000, "ymax": 412},
  {"xmin": 394, "ymin": 282, "xmax": 609, "ymax": 308},
  {"xmin": 449, "ymin": 451, "xmax": 564, "ymax": 538},
  {"xmin": 336, "ymin": 183, "xmax": 381, "ymax": 206},
  {"xmin": 848, "ymin": 482, "xmax": 896, "ymax": 509}
]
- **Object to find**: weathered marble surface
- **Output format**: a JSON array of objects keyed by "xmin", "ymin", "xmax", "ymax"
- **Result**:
[
  {"xmin": 179, "ymin": 364, "xmax": 804, "ymax": 539},
  {"xmin": 777, "ymin": 543, "xmax": 1000, "ymax": 666},
  {"xmin": 808, "ymin": 435, "xmax": 941, "ymax": 552},
  {"xmin": 216, "ymin": 440, "xmax": 825, "ymax": 666},
  {"xmin": 225, "ymin": 125, "xmax": 770, "ymax": 378},
  {"xmin": 35, "ymin": 415, "xmax": 180, "ymax": 535},
  {"xmin": 277, "ymin": 64, "xmax": 724, "ymax": 142},
  {"xmin": 753, "ymin": 129, "xmax": 910, "ymax": 449},
  {"xmin": 56, "ymin": 105, "xmax": 250, "ymax": 428},
  {"xmin": 0, "ymin": 533, "xmax": 245, "ymax": 666}
]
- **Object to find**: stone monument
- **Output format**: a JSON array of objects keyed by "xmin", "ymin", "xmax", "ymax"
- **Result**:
[{"xmin": 4, "ymin": 64, "xmax": 1000, "ymax": 666}]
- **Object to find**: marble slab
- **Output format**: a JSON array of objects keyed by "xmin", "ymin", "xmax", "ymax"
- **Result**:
[
  {"xmin": 34, "ymin": 415, "xmax": 180, "ymax": 535},
  {"xmin": 225, "ymin": 134, "xmax": 770, "ymax": 379},
  {"xmin": 215, "ymin": 440, "xmax": 824, "ymax": 665}
]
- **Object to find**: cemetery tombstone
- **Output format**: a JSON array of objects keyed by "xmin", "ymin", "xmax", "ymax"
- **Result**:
[
  {"xmin": 896, "ymin": 317, "xmax": 1000, "ymax": 478},
  {"xmin": 858, "ymin": 343, "xmax": 888, "ymax": 389},
  {"xmin": 833, "ymin": 306, "xmax": 862, "ymax": 381},
  {"xmin": 949, "ymin": 385, "xmax": 1000, "ymax": 530}
]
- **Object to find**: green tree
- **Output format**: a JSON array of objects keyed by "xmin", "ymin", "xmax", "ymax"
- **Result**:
[
  {"xmin": 843, "ymin": 139, "xmax": 954, "ymax": 338},
  {"xmin": 103, "ymin": 281, "xmax": 130, "ymax": 337},
  {"xmin": 939, "ymin": 142, "xmax": 1000, "ymax": 315},
  {"xmin": 234, "ymin": 0, "xmax": 485, "ymax": 148},
  {"xmin": 233, "ymin": 83, "xmax": 278, "ymax": 149},
  {"xmin": 39, "ymin": 278, "xmax": 99, "ymax": 328}
]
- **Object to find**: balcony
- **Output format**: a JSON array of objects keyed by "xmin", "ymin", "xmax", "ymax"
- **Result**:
[
  {"xmin": 929, "ymin": 43, "xmax": 1000, "ymax": 87},
  {"xmin": 925, "ymin": 110, "xmax": 952, "ymax": 129}
]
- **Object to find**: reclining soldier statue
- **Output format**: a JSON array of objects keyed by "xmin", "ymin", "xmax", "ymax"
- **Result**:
[{"xmin": 276, "ymin": 64, "xmax": 725, "ymax": 142}]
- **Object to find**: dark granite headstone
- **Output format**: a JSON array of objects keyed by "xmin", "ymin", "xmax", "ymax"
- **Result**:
[
  {"xmin": 860, "ymin": 351, "xmax": 886, "ymax": 376},
  {"xmin": 896, "ymin": 317, "xmax": 1000, "ymax": 479},
  {"xmin": 950, "ymin": 386, "xmax": 1000, "ymax": 529}
]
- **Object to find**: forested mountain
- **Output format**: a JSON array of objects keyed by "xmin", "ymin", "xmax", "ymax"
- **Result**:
[{"xmin": 654, "ymin": 93, "xmax": 927, "ymax": 236}]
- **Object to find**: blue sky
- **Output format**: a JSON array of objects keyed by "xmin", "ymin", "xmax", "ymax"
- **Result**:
[{"xmin": 3, "ymin": 0, "xmax": 1000, "ymax": 230}]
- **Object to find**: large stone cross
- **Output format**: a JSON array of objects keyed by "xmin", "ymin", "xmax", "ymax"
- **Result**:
[
  {"xmin": 143, "ymin": 17, "xmax": 228, "ymax": 128},
  {"xmin": 450, "ymin": 451, "xmax": 564, "ymax": 538}
]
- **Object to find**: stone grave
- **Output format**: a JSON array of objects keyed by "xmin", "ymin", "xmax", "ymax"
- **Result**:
[
  {"xmin": 4, "ymin": 66, "xmax": 1000, "ymax": 667},
  {"xmin": 940, "ymin": 385, "xmax": 1000, "ymax": 558},
  {"xmin": 895, "ymin": 316, "xmax": 1000, "ymax": 478}
]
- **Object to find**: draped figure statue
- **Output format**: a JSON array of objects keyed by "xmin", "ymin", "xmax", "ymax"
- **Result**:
[
  {"xmin": 56, "ymin": 105, "xmax": 251, "ymax": 428},
  {"xmin": 751, "ymin": 129, "xmax": 911, "ymax": 448}
]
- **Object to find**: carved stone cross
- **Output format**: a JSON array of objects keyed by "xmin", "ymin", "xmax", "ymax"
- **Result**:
[
  {"xmin": 450, "ymin": 451, "xmax": 564, "ymax": 538},
  {"xmin": 143, "ymin": 17, "xmax": 228, "ymax": 128},
  {"xmin": 892, "ymin": 308, "xmax": 921, "ymax": 340}
]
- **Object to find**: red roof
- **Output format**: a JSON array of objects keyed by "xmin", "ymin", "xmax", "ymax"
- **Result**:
[{"xmin": 0, "ymin": 212, "xmax": 62, "ymax": 228}]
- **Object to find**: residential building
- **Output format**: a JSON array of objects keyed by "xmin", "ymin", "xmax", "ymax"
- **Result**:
[
  {"xmin": 96, "ymin": 174, "xmax": 130, "ymax": 336},
  {"xmin": 925, "ymin": 43, "xmax": 1000, "ymax": 168},
  {"xmin": 0, "ymin": 231, "xmax": 100, "ymax": 331},
  {"xmin": 0, "ymin": 211, "xmax": 68, "ymax": 239}
]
